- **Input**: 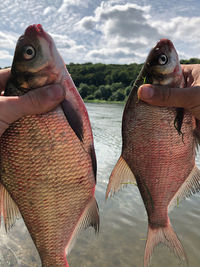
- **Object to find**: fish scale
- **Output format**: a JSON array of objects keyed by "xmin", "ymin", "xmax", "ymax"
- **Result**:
[
  {"xmin": 126, "ymin": 106, "xmax": 195, "ymax": 225},
  {"xmin": 106, "ymin": 39, "xmax": 200, "ymax": 267},
  {"xmin": 1, "ymin": 108, "xmax": 95, "ymax": 266},
  {"xmin": 0, "ymin": 24, "xmax": 99, "ymax": 267}
]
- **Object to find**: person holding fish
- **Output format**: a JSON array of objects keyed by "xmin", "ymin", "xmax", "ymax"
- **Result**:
[
  {"xmin": 139, "ymin": 64, "xmax": 200, "ymax": 120},
  {"xmin": 0, "ymin": 24, "xmax": 99, "ymax": 267},
  {"xmin": 106, "ymin": 38, "xmax": 200, "ymax": 267},
  {"xmin": 0, "ymin": 68, "xmax": 65, "ymax": 137},
  {"xmin": 1, "ymin": 65, "xmax": 200, "ymax": 138}
]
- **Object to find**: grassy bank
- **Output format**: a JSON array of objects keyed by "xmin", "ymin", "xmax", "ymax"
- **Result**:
[{"xmin": 85, "ymin": 99, "xmax": 124, "ymax": 104}]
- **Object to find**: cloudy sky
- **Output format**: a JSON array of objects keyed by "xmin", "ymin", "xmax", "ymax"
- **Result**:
[{"xmin": 1, "ymin": 0, "xmax": 200, "ymax": 67}]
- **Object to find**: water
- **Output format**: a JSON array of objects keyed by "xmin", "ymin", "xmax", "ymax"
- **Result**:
[{"xmin": 0, "ymin": 102, "xmax": 200, "ymax": 267}]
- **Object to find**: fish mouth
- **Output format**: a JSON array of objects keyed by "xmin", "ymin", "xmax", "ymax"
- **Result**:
[
  {"xmin": 25, "ymin": 24, "xmax": 45, "ymax": 37},
  {"xmin": 155, "ymin": 38, "xmax": 175, "ymax": 52},
  {"xmin": 24, "ymin": 24, "xmax": 52, "ymax": 45}
]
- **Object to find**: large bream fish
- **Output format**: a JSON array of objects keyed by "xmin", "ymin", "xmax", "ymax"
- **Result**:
[
  {"xmin": 0, "ymin": 24, "xmax": 99, "ymax": 267},
  {"xmin": 106, "ymin": 39, "xmax": 200, "ymax": 266}
]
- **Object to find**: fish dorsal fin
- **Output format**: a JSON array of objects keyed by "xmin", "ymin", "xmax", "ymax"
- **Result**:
[
  {"xmin": 106, "ymin": 156, "xmax": 136, "ymax": 199},
  {"xmin": 0, "ymin": 184, "xmax": 21, "ymax": 232},
  {"xmin": 65, "ymin": 197, "xmax": 99, "ymax": 256},
  {"xmin": 169, "ymin": 165, "xmax": 200, "ymax": 212}
]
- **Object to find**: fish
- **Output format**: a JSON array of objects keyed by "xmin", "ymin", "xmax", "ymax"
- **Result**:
[
  {"xmin": 0, "ymin": 24, "xmax": 99, "ymax": 267},
  {"xmin": 106, "ymin": 39, "xmax": 200, "ymax": 267}
]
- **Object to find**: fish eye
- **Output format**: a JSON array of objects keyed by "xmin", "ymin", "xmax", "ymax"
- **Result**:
[
  {"xmin": 22, "ymin": 46, "xmax": 35, "ymax": 60},
  {"xmin": 158, "ymin": 54, "xmax": 168, "ymax": 65}
]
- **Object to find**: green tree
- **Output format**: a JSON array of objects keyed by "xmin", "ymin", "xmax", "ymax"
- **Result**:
[
  {"xmin": 125, "ymin": 86, "xmax": 132, "ymax": 96},
  {"xmin": 99, "ymin": 85, "xmax": 112, "ymax": 100},
  {"xmin": 110, "ymin": 82, "xmax": 124, "ymax": 92},
  {"xmin": 180, "ymin": 58, "xmax": 200, "ymax": 64},
  {"xmin": 86, "ymin": 95, "xmax": 95, "ymax": 100},
  {"xmin": 109, "ymin": 89, "xmax": 125, "ymax": 101},
  {"xmin": 118, "ymin": 71, "xmax": 129, "ymax": 86},
  {"xmin": 78, "ymin": 83, "xmax": 91, "ymax": 99},
  {"xmin": 94, "ymin": 89, "xmax": 102, "ymax": 99}
]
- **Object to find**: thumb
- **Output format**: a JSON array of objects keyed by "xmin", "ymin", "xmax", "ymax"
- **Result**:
[
  {"xmin": 138, "ymin": 84, "xmax": 200, "ymax": 109},
  {"xmin": 18, "ymin": 84, "xmax": 65, "ymax": 117},
  {"xmin": 0, "ymin": 84, "xmax": 65, "ymax": 128}
]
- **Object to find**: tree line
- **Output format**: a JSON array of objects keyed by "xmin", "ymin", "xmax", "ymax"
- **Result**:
[
  {"xmin": 1, "ymin": 57, "xmax": 200, "ymax": 102},
  {"xmin": 67, "ymin": 62, "xmax": 142, "ymax": 102},
  {"xmin": 67, "ymin": 58, "xmax": 200, "ymax": 102}
]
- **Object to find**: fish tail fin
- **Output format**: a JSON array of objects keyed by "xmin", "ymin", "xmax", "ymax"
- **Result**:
[{"xmin": 144, "ymin": 222, "xmax": 188, "ymax": 267}]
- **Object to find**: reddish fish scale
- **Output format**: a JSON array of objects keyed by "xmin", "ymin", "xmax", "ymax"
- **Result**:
[
  {"xmin": 123, "ymin": 101, "xmax": 196, "ymax": 228},
  {"xmin": 0, "ymin": 105, "xmax": 95, "ymax": 266},
  {"xmin": 0, "ymin": 25, "xmax": 97, "ymax": 266},
  {"xmin": 106, "ymin": 39, "xmax": 193, "ymax": 266}
]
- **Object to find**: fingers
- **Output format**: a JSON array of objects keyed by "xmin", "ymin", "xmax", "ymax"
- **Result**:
[
  {"xmin": 138, "ymin": 84, "xmax": 200, "ymax": 110},
  {"xmin": 0, "ymin": 68, "xmax": 11, "ymax": 90},
  {"xmin": 181, "ymin": 64, "xmax": 200, "ymax": 87},
  {"xmin": 0, "ymin": 84, "xmax": 65, "ymax": 137},
  {"xmin": 138, "ymin": 64, "xmax": 200, "ymax": 107},
  {"xmin": 19, "ymin": 84, "xmax": 65, "ymax": 117}
]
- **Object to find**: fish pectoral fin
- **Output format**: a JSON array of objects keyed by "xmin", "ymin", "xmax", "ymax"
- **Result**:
[
  {"xmin": 0, "ymin": 184, "xmax": 21, "ymax": 232},
  {"xmin": 194, "ymin": 119, "xmax": 200, "ymax": 146},
  {"xmin": 65, "ymin": 197, "xmax": 99, "ymax": 256},
  {"xmin": 105, "ymin": 156, "xmax": 136, "ymax": 199},
  {"xmin": 61, "ymin": 99, "xmax": 83, "ymax": 142},
  {"xmin": 169, "ymin": 165, "xmax": 200, "ymax": 212}
]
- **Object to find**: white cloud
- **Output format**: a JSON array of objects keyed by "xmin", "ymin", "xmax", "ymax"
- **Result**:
[
  {"xmin": 0, "ymin": 31, "xmax": 18, "ymax": 50},
  {"xmin": 58, "ymin": 0, "xmax": 89, "ymax": 13},
  {"xmin": 151, "ymin": 16, "xmax": 200, "ymax": 41},
  {"xmin": 43, "ymin": 7, "xmax": 55, "ymax": 16},
  {"xmin": 77, "ymin": 16, "xmax": 96, "ymax": 31},
  {"xmin": 0, "ymin": 50, "xmax": 13, "ymax": 60},
  {"xmin": 1, "ymin": 1, "xmax": 200, "ymax": 66},
  {"xmin": 87, "ymin": 47, "xmax": 143, "ymax": 64},
  {"xmin": 50, "ymin": 34, "xmax": 87, "ymax": 64},
  {"xmin": 76, "ymin": 3, "xmax": 160, "ymax": 63},
  {"xmin": 78, "ymin": 3, "xmax": 151, "ymax": 34},
  {"xmin": 51, "ymin": 34, "xmax": 75, "ymax": 49},
  {"xmin": 148, "ymin": 15, "xmax": 200, "ymax": 60},
  {"xmin": 76, "ymin": 1, "xmax": 200, "ymax": 63}
]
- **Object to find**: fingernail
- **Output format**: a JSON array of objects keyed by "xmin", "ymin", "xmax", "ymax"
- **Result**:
[
  {"xmin": 47, "ymin": 85, "xmax": 64, "ymax": 101},
  {"xmin": 139, "ymin": 86, "xmax": 154, "ymax": 99}
]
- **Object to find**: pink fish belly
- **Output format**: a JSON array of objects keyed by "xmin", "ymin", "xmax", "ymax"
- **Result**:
[
  {"xmin": 0, "ymin": 106, "xmax": 96, "ymax": 266},
  {"xmin": 123, "ymin": 104, "xmax": 196, "ymax": 227}
]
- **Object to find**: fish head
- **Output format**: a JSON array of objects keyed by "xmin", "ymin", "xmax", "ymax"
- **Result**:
[
  {"xmin": 11, "ymin": 24, "xmax": 64, "ymax": 89},
  {"xmin": 145, "ymin": 39, "xmax": 184, "ymax": 87}
]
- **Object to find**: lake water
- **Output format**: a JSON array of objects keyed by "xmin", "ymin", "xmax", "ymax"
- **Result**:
[{"xmin": 0, "ymin": 102, "xmax": 200, "ymax": 267}]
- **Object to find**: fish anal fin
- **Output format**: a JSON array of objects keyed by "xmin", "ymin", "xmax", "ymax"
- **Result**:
[
  {"xmin": 144, "ymin": 222, "xmax": 188, "ymax": 267},
  {"xmin": 65, "ymin": 197, "xmax": 99, "ymax": 256},
  {"xmin": 169, "ymin": 165, "xmax": 200, "ymax": 212},
  {"xmin": 0, "ymin": 184, "xmax": 21, "ymax": 232},
  {"xmin": 106, "ymin": 156, "xmax": 136, "ymax": 199}
]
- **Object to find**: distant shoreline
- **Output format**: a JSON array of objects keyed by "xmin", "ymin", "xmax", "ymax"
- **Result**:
[
  {"xmin": 1, "ymin": 58, "xmax": 199, "ymax": 103},
  {"xmin": 85, "ymin": 99, "xmax": 124, "ymax": 104}
]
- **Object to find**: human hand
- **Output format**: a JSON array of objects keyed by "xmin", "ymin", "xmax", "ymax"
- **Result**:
[
  {"xmin": 0, "ymin": 68, "xmax": 65, "ymax": 137},
  {"xmin": 138, "ymin": 64, "xmax": 200, "ymax": 120}
]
